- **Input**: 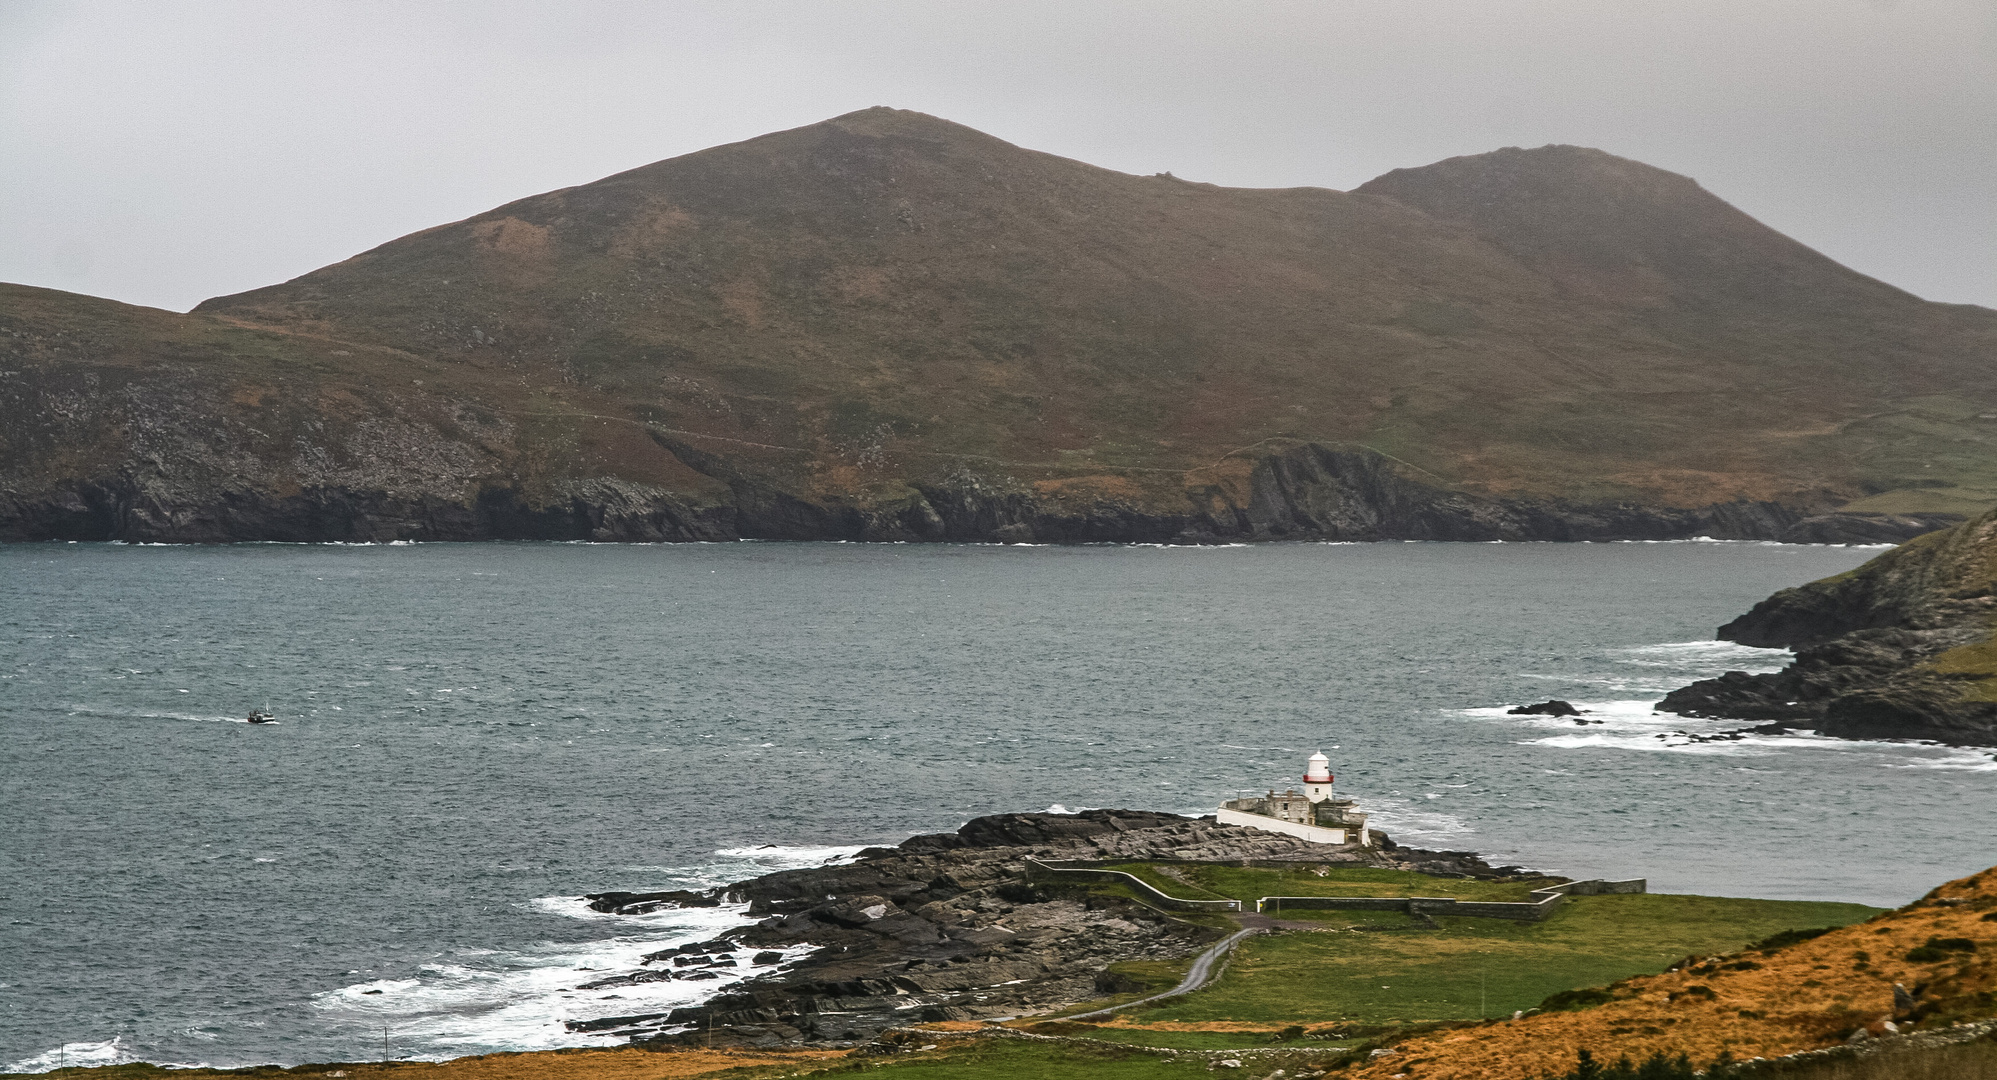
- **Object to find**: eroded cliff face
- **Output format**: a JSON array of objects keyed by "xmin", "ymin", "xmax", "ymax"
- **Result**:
[
  {"xmin": 1659, "ymin": 508, "xmax": 1997, "ymax": 743},
  {"xmin": 2, "ymin": 432, "xmax": 1952, "ymax": 545}
]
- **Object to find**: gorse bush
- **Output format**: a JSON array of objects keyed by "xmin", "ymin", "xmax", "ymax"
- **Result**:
[
  {"xmin": 1539, "ymin": 987, "xmax": 1617, "ymax": 1012},
  {"xmin": 1544, "ymin": 1048, "xmax": 1737, "ymax": 1079},
  {"xmin": 1905, "ymin": 935, "xmax": 1978, "ymax": 962},
  {"xmin": 1750, "ymin": 926, "xmax": 1835, "ymax": 953}
]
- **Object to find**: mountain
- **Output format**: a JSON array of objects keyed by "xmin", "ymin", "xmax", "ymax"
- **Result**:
[
  {"xmin": 1659, "ymin": 506, "xmax": 1997, "ymax": 743},
  {"xmin": 6, "ymin": 107, "xmax": 1996, "ymax": 542}
]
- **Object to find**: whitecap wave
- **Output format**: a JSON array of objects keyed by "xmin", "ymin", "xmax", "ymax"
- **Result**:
[
  {"xmin": 1880, "ymin": 747, "xmax": 1997, "ymax": 772},
  {"xmin": 1610, "ymin": 640, "xmax": 1792, "ymax": 675},
  {"xmin": 1529, "ymin": 730, "xmax": 1779, "ymax": 757},
  {"xmin": 314, "ymin": 901, "xmax": 817, "ymax": 1058},
  {"xmin": 710, "ymin": 844, "xmax": 866, "ymax": 871},
  {"xmin": 1362, "ymin": 797, "xmax": 1475, "ymax": 845},
  {"xmin": 1491, "ymin": 640, "xmax": 1794, "ymax": 701},
  {"xmin": 4, "ymin": 1038, "xmax": 191, "ymax": 1074}
]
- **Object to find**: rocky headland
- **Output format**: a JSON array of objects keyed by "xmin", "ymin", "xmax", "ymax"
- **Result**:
[
  {"xmin": 563, "ymin": 809, "xmax": 1525, "ymax": 1050},
  {"xmin": 1659, "ymin": 506, "xmax": 1997, "ymax": 744},
  {"xmin": 8, "ymin": 107, "xmax": 1997, "ymax": 544}
]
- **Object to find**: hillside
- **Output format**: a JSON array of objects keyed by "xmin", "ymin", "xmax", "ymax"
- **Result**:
[
  {"xmin": 7, "ymin": 107, "xmax": 1997, "ymax": 542},
  {"xmin": 1341, "ymin": 864, "xmax": 1997, "ymax": 1080},
  {"xmin": 1659, "ymin": 506, "xmax": 1997, "ymax": 743}
]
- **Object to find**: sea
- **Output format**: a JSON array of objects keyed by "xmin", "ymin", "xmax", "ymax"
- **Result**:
[{"xmin": 3, "ymin": 540, "xmax": 1994, "ymax": 1071}]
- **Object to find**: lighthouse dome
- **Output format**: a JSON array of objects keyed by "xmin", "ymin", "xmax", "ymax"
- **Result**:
[{"xmin": 1304, "ymin": 751, "xmax": 1332, "ymax": 783}]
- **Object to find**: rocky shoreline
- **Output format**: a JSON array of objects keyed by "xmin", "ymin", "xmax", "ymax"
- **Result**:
[
  {"xmin": 1658, "ymin": 507, "xmax": 1997, "ymax": 745},
  {"xmin": 0, "ymin": 439, "xmax": 1961, "ymax": 545},
  {"xmin": 562, "ymin": 810, "xmax": 1533, "ymax": 1051}
]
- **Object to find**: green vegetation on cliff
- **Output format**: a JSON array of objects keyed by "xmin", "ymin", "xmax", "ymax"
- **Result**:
[{"xmin": 1660, "ymin": 506, "xmax": 1997, "ymax": 742}]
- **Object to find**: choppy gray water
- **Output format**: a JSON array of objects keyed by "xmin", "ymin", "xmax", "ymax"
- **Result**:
[{"xmin": 4, "ymin": 541, "xmax": 1994, "ymax": 1071}]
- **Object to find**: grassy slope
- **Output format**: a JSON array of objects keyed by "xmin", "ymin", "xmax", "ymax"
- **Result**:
[
  {"xmin": 169, "ymin": 107, "xmax": 1997, "ymax": 515},
  {"xmin": 1899, "ymin": 510, "xmax": 1997, "ymax": 702},
  {"xmin": 1040, "ymin": 868, "xmax": 1871, "ymax": 1041},
  {"xmin": 1184, "ymin": 863, "xmax": 1563, "ymax": 903},
  {"xmin": 12, "ymin": 110, "xmax": 1997, "ymax": 523},
  {"xmin": 1143, "ymin": 894, "xmax": 1876, "ymax": 1026},
  {"xmin": 1339, "ymin": 866, "xmax": 1997, "ymax": 1080}
]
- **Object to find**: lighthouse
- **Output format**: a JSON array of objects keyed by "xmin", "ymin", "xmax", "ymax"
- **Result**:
[
  {"xmin": 1303, "ymin": 751, "xmax": 1333, "ymax": 804},
  {"xmin": 1217, "ymin": 749, "xmax": 1374, "ymax": 847}
]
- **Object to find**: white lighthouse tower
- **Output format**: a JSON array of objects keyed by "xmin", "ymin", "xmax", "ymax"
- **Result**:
[
  {"xmin": 1303, "ymin": 751, "xmax": 1334, "ymax": 804},
  {"xmin": 1217, "ymin": 749, "xmax": 1373, "ymax": 846}
]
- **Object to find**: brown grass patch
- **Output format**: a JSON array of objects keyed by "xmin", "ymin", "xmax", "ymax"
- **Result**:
[{"xmin": 1032, "ymin": 475, "xmax": 1146, "ymax": 501}]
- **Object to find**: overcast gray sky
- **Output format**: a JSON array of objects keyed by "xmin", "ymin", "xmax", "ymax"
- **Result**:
[{"xmin": 3, "ymin": 0, "xmax": 1993, "ymax": 313}]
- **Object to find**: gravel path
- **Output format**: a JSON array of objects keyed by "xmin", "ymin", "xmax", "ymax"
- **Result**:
[{"xmin": 1065, "ymin": 927, "xmax": 1262, "ymax": 1019}]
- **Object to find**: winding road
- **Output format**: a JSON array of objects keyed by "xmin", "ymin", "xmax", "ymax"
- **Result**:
[{"xmin": 1065, "ymin": 926, "xmax": 1263, "ymax": 1020}]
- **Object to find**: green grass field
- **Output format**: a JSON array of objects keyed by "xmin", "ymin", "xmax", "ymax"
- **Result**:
[
  {"xmin": 1136, "ymin": 893, "xmax": 1879, "ymax": 1026},
  {"xmin": 1179, "ymin": 863, "xmax": 1563, "ymax": 903},
  {"xmin": 1093, "ymin": 861, "xmax": 1563, "ymax": 912}
]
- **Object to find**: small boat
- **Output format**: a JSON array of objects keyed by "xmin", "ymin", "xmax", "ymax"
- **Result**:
[{"xmin": 247, "ymin": 708, "xmax": 277, "ymax": 724}]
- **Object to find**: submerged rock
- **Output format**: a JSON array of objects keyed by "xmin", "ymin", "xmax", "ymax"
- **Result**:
[{"xmin": 1509, "ymin": 700, "xmax": 1581, "ymax": 717}]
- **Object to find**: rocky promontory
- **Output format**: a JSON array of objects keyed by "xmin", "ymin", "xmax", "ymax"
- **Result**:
[
  {"xmin": 1658, "ymin": 506, "xmax": 1997, "ymax": 744},
  {"xmin": 564, "ymin": 809, "xmax": 1525, "ymax": 1050}
]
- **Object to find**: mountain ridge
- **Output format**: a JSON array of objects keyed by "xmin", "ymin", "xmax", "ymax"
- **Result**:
[{"xmin": 6, "ymin": 107, "xmax": 1995, "ymax": 543}]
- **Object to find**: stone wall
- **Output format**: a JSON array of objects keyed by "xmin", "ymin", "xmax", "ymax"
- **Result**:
[
  {"xmin": 1024, "ymin": 858, "xmax": 1243, "ymax": 912},
  {"xmin": 1028, "ymin": 855, "xmax": 1643, "ymax": 922},
  {"xmin": 1216, "ymin": 806, "xmax": 1352, "ymax": 846},
  {"xmin": 1257, "ymin": 879, "xmax": 1647, "ymax": 922}
]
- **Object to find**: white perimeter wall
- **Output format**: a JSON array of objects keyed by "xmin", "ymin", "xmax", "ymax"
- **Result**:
[{"xmin": 1217, "ymin": 807, "xmax": 1349, "ymax": 845}]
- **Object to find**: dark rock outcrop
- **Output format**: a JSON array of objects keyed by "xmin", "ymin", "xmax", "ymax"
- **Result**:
[
  {"xmin": 1510, "ymin": 700, "xmax": 1582, "ymax": 717},
  {"xmin": 1777, "ymin": 512, "xmax": 1969, "ymax": 546},
  {"xmin": 1658, "ymin": 508, "xmax": 1997, "ymax": 744},
  {"xmin": 561, "ymin": 810, "xmax": 1529, "ymax": 1049},
  {"xmin": 585, "ymin": 889, "xmax": 722, "ymax": 914}
]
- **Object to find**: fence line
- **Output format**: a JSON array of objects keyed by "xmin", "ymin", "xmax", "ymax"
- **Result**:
[{"xmin": 1024, "ymin": 858, "xmax": 1244, "ymax": 911}]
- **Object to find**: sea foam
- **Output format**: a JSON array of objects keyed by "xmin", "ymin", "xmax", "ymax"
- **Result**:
[{"xmin": 312, "ymin": 900, "xmax": 817, "ymax": 1059}]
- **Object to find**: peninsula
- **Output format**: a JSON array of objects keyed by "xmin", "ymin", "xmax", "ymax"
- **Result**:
[
  {"xmin": 1660, "ymin": 505, "xmax": 1997, "ymax": 744},
  {"xmin": 20, "ymin": 809, "xmax": 1993, "ymax": 1080},
  {"xmin": 565, "ymin": 808, "xmax": 1497, "ymax": 1050}
]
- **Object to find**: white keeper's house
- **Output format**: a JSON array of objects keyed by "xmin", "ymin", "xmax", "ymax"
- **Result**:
[{"xmin": 1218, "ymin": 751, "xmax": 1373, "ymax": 846}]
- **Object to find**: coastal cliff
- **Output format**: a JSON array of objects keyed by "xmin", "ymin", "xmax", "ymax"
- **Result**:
[
  {"xmin": 565, "ymin": 810, "xmax": 1517, "ymax": 1050},
  {"xmin": 1659, "ymin": 506, "xmax": 1997, "ymax": 744},
  {"xmin": 8, "ymin": 107, "xmax": 1997, "ymax": 543}
]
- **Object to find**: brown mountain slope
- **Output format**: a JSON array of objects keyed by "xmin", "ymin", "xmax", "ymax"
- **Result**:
[{"xmin": 6, "ymin": 107, "xmax": 1996, "ymax": 542}]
